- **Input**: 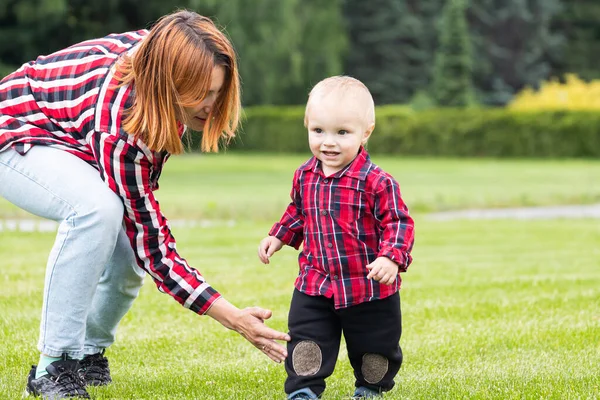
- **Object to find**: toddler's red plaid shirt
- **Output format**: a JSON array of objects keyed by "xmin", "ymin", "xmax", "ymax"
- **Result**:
[{"xmin": 270, "ymin": 148, "xmax": 415, "ymax": 309}]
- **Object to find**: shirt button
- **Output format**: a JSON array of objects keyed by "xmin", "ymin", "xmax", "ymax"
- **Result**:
[
  {"xmin": 327, "ymin": 243, "xmax": 333, "ymax": 248},
  {"xmin": 323, "ymin": 179, "xmax": 329, "ymax": 183},
  {"xmin": 320, "ymin": 210, "xmax": 328, "ymax": 216},
  {"xmin": 333, "ymin": 275, "xmax": 338, "ymax": 280}
]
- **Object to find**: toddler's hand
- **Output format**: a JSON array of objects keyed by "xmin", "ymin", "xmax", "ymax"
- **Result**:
[
  {"xmin": 258, "ymin": 236, "xmax": 284, "ymax": 264},
  {"xmin": 366, "ymin": 257, "xmax": 399, "ymax": 285}
]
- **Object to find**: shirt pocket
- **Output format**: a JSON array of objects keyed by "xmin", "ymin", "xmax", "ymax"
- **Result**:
[{"xmin": 332, "ymin": 183, "xmax": 367, "ymax": 226}]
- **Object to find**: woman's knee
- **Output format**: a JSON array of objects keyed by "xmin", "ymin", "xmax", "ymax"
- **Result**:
[
  {"xmin": 120, "ymin": 267, "xmax": 145, "ymax": 296},
  {"xmin": 77, "ymin": 190, "xmax": 124, "ymax": 235},
  {"xmin": 101, "ymin": 262, "xmax": 145, "ymax": 298},
  {"xmin": 105, "ymin": 229, "xmax": 145, "ymax": 293},
  {"xmin": 97, "ymin": 194, "xmax": 124, "ymax": 223}
]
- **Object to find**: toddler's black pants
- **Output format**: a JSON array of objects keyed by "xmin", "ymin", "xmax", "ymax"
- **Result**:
[{"xmin": 284, "ymin": 289, "xmax": 402, "ymax": 397}]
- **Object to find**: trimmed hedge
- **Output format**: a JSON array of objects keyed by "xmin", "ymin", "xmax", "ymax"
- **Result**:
[{"xmin": 189, "ymin": 106, "xmax": 600, "ymax": 158}]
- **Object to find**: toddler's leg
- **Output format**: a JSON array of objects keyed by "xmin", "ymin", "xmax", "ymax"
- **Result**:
[
  {"xmin": 0, "ymin": 146, "xmax": 124, "ymax": 359},
  {"xmin": 84, "ymin": 225, "xmax": 145, "ymax": 354},
  {"xmin": 340, "ymin": 293, "xmax": 402, "ymax": 395},
  {"xmin": 285, "ymin": 289, "xmax": 342, "ymax": 398}
]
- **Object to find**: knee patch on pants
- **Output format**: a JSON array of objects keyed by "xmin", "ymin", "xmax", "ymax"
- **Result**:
[
  {"xmin": 292, "ymin": 340, "xmax": 322, "ymax": 376},
  {"xmin": 361, "ymin": 353, "xmax": 389, "ymax": 384}
]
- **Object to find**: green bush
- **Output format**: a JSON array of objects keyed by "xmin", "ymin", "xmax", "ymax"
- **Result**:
[{"xmin": 186, "ymin": 106, "xmax": 600, "ymax": 158}]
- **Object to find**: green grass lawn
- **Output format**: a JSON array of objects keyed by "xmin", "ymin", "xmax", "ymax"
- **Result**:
[
  {"xmin": 1, "ymin": 154, "xmax": 599, "ymax": 398},
  {"xmin": 1, "ymin": 153, "xmax": 599, "ymax": 219},
  {"xmin": 1, "ymin": 219, "xmax": 598, "ymax": 399},
  {"xmin": 141, "ymin": 153, "xmax": 600, "ymax": 219}
]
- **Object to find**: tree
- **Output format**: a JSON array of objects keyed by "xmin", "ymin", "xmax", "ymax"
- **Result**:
[
  {"xmin": 433, "ymin": 0, "xmax": 474, "ymax": 106},
  {"xmin": 343, "ymin": 0, "xmax": 434, "ymax": 104},
  {"xmin": 0, "ymin": 0, "xmax": 69, "ymax": 75},
  {"xmin": 467, "ymin": 0, "xmax": 564, "ymax": 105},
  {"xmin": 0, "ymin": 0, "xmax": 347, "ymax": 105},
  {"xmin": 0, "ymin": 0, "xmax": 181, "ymax": 78},
  {"xmin": 552, "ymin": 0, "xmax": 600, "ymax": 81},
  {"xmin": 290, "ymin": 0, "xmax": 348, "ymax": 103},
  {"xmin": 198, "ymin": 0, "xmax": 346, "ymax": 105}
]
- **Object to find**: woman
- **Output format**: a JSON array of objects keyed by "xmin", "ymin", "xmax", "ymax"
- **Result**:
[{"xmin": 0, "ymin": 10, "xmax": 289, "ymax": 399}]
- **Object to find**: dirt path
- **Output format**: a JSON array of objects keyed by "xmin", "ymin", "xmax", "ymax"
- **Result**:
[
  {"xmin": 2, "ymin": 204, "xmax": 599, "ymax": 232},
  {"xmin": 0, "ymin": 219, "xmax": 236, "ymax": 232},
  {"xmin": 427, "ymin": 203, "xmax": 600, "ymax": 221}
]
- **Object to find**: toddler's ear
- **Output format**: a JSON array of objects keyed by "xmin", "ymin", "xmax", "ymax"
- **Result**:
[{"xmin": 362, "ymin": 123, "xmax": 375, "ymax": 144}]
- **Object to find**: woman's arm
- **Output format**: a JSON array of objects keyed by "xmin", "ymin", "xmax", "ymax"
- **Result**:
[
  {"xmin": 91, "ymin": 131, "xmax": 221, "ymax": 313},
  {"xmin": 91, "ymin": 131, "xmax": 290, "ymax": 360}
]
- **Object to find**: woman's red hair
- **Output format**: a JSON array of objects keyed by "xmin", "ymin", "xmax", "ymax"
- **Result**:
[{"xmin": 116, "ymin": 10, "xmax": 240, "ymax": 153}]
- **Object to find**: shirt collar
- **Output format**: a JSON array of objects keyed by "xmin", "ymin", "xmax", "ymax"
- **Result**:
[{"xmin": 299, "ymin": 147, "xmax": 372, "ymax": 181}]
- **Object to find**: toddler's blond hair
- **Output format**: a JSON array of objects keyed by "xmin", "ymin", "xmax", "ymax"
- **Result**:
[{"xmin": 304, "ymin": 76, "xmax": 375, "ymax": 127}]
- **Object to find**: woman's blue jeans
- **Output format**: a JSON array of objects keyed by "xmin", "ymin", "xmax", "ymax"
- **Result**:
[{"xmin": 0, "ymin": 146, "xmax": 145, "ymax": 358}]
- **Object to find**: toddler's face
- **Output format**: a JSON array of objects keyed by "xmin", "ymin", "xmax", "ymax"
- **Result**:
[{"xmin": 306, "ymin": 94, "xmax": 373, "ymax": 176}]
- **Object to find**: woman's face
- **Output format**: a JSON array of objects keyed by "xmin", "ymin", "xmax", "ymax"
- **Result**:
[{"xmin": 181, "ymin": 66, "xmax": 225, "ymax": 131}]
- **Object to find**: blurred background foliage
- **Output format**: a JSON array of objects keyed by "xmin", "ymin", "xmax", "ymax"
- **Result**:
[
  {"xmin": 1, "ymin": 0, "xmax": 599, "ymax": 157},
  {"xmin": 509, "ymin": 74, "xmax": 600, "ymax": 111}
]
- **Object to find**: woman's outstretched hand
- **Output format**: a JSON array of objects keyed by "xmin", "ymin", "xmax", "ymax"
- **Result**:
[{"xmin": 206, "ymin": 298, "xmax": 291, "ymax": 363}]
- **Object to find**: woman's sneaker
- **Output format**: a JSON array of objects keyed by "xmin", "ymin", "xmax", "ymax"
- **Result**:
[
  {"xmin": 25, "ymin": 357, "xmax": 90, "ymax": 399},
  {"xmin": 77, "ymin": 351, "xmax": 112, "ymax": 386}
]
